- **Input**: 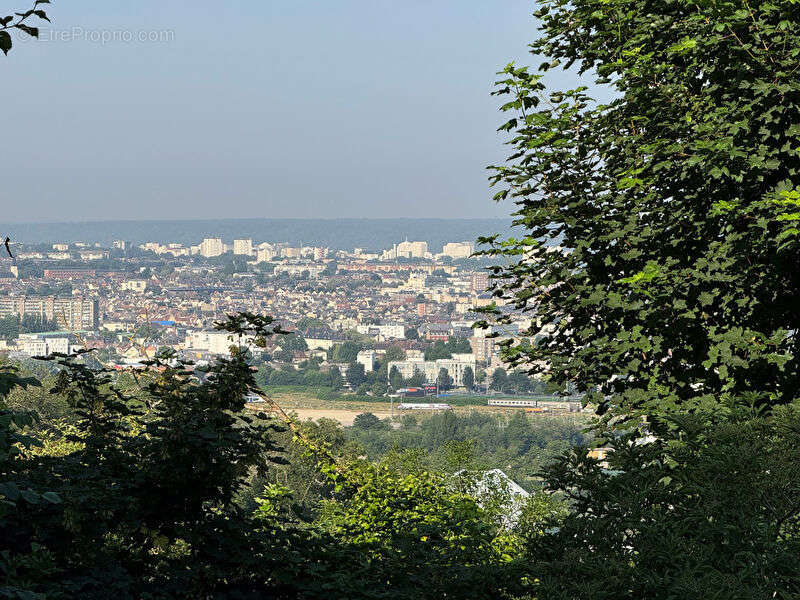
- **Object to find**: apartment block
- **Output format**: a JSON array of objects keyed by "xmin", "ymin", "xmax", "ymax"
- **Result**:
[
  {"xmin": 0, "ymin": 296, "xmax": 99, "ymax": 330},
  {"xmin": 200, "ymin": 238, "xmax": 224, "ymax": 258},
  {"xmin": 233, "ymin": 239, "xmax": 253, "ymax": 256}
]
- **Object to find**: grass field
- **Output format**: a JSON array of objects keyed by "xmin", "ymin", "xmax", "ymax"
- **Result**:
[{"xmin": 251, "ymin": 387, "xmax": 590, "ymax": 427}]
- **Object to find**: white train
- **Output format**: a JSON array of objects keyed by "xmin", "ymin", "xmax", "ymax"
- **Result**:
[
  {"xmin": 397, "ymin": 403, "xmax": 452, "ymax": 411},
  {"xmin": 488, "ymin": 399, "xmax": 547, "ymax": 409}
]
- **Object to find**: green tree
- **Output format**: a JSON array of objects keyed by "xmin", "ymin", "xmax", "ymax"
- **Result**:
[
  {"xmin": 479, "ymin": 1, "xmax": 800, "ymax": 597},
  {"xmin": 389, "ymin": 365, "xmax": 403, "ymax": 390},
  {"xmin": 436, "ymin": 368, "xmax": 453, "ymax": 391},
  {"xmin": 352, "ymin": 412, "xmax": 385, "ymax": 430},
  {"xmin": 328, "ymin": 366, "xmax": 345, "ymax": 390},
  {"xmin": 508, "ymin": 371, "xmax": 532, "ymax": 394},
  {"xmin": 480, "ymin": 0, "xmax": 800, "ymax": 424},
  {"xmin": 383, "ymin": 345, "xmax": 406, "ymax": 363},
  {"xmin": 279, "ymin": 333, "xmax": 308, "ymax": 353},
  {"xmin": 490, "ymin": 368, "xmax": 507, "ymax": 392},
  {"xmin": 332, "ymin": 341, "xmax": 361, "ymax": 363},
  {"xmin": 321, "ymin": 261, "xmax": 338, "ymax": 276},
  {"xmin": 1, "ymin": 313, "xmax": 289, "ymax": 598},
  {"xmin": 531, "ymin": 406, "xmax": 800, "ymax": 598},
  {"xmin": 462, "ymin": 366, "xmax": 475, "ymax": 391},
  {"xmin": 405, "ymin": 370, "xmax": 426, "ymax": 388},
  {"xmin": 296, "ymin": 316, "xmax": 324, "ymax": 331},
  {"xmin": 346, "ymin": 362, "xmax": 366, "ymax": 389},
  {"xmin": 0, "ymin": 316, "xmax": 19, "ymax": 339},
  {"xmin": 425, "ymin": 340, "xmax": 450, "ymax": 360},
  {"xmin": 304, "ymin": 370, "xmax": 331, "ymax": 387}
]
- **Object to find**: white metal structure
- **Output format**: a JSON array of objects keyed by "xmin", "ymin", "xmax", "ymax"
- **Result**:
[{"xmin": 397, "ymin": 403, "xmax": 452, "ymax": 411}]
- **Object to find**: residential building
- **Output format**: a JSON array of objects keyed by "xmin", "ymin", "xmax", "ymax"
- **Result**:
[
  {"xmin": 356, "ymin": 323, "xmax": 405, "ymax": 340},
  {"xmin": 471, "ymin": 272, "xmax": 490, "ymax": 294},
  {"xmin": 184, "ymin": 330, "xmax": 236, "ymax": 355},
  {"xmin": 233, "ymin": 239, "xmax": 253, "ymax": 256},
  {"xmin": 200, "ymin": 238, "xmax": 224, "ymax": 258},
  {"xmin": 19, "ymin": 334, "xmax": 70, "ymax": 357},
  {"xmin": 120, "ymin": 280, "xmax": 148, "ymax": 293},
  {"xmin": 396, "ymin": 239, "xmax": 428, "ymax": 259},
  {"xmin": 442, "ymin": 242, "xmax": 474, "ymax": 259},
  {"xmin": 357, "ymin": 350, "xmax": 378, "ymax": 373},
  {"xmin": 0, "ymin": 296, "xmax": 99, "ymax": 330},
  {"xmin": 281, "ymin": 247, "xmax": 302, "ymax": 259},
  {"xmin": 388, "ymin": 354, "xmax": 476, "ymax": 387},
  {"xmin": 256, "ymin": 247, "xmax": 276, "ymax": 262}
]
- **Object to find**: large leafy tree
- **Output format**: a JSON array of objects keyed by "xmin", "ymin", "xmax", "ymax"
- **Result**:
[
  {"xmin": 480, "ymin": 1, "xmax": 800, "ymax": 597},
  {"xmin": 480, "ymin": 0, "xmax": 800, "ymax": 425},
  {"xmin": 531, "ymin": 405, "xmax": 800, "ymax": 598}
]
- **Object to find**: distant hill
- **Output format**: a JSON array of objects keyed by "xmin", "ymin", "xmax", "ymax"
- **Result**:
[{"xmin": 1, "ymin": 218, "xmax": 515, "ymax": 253}]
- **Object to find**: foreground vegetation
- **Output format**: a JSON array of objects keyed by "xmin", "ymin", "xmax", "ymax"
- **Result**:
[
  {"xmin": 0, "ymin": 315, "xmax": 565, "ymax": 599},
  {"xmin": 5, "ymin": 0, "xmax": 800, "ymax": 597}
]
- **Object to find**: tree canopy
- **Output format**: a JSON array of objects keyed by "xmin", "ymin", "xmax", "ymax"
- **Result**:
[{"xmin": 479, "ymin": 0, "xmax": 800, "ymax": 425}]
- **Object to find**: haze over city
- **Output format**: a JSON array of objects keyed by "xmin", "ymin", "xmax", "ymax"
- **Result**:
[{"xmin": 3, "ymin": 0, "xmax": 583, "ymax": 223}]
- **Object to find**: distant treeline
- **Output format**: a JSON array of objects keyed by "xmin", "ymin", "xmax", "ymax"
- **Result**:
[{"xmin": 2, "ymin": 218, "xmax": 515, "ymax": 252}]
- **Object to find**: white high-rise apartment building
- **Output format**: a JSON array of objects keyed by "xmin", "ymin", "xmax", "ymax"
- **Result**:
[
  {"xmin": 200, "ymin": 238, "xmax": 224, "ymax": 258},
  {"xmin": 442, "ymin": 242, "xmax": 474, "ymax": 259},
  {"xmin": 233, "ymin": 239, "xmax": 253, "ymax": 256},
  {"xmin": 396, "ymin": 239, "xmax": 428, "ymax": 258}
]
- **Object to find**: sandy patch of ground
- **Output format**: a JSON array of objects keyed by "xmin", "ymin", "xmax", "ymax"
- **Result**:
[{"xmin": 280, "ymin": 408, "xmax": 392, "ymax": 426}]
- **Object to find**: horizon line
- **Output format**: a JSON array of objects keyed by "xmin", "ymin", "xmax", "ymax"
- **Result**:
[{"xmin": 2, "ymin": 216, "xmax": 513, "ymax": 227}]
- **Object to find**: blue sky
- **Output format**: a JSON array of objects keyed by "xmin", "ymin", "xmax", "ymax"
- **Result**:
[{"xmin": 1, "ymin": 1, "xmax": 590, "ymax": 222}]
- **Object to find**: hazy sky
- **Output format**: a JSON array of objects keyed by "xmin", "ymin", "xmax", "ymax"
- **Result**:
[{"xmin": 1, "ymin": 1, "xmax": 587, "ymax": 222}]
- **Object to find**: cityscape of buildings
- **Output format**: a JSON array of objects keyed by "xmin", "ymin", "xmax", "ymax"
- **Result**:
[{"xmin": 0, "ymin": 235, "xmax": 540, "ymax": 392}]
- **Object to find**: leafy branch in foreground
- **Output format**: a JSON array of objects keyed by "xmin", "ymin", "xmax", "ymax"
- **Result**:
[{"xmin": 0, "ymin": 0, "xmax": 51, "ymax": 56}]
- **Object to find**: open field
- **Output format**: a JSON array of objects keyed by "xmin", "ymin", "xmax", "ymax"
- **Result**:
[
  {"xmin": 282, "ymin": 408, "xmax": 393, "ymax": 426},
  {"xmin": 248, "ymin": 389, "xmax": 591, "ymax": 427}
]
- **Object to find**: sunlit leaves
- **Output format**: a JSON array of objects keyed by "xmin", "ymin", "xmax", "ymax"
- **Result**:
[{"xmin": 480, "ymin": 0, "xmax": 800, "ymax": 428}]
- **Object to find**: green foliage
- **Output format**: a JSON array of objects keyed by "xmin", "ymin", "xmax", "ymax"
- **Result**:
[
  {"xmin": 424, "ymin": 338, "xmax": 471, "ymax": 360},
  {"xmin": 531, "ymin": 404, "xmax": 800, "ymax": 599},
  {"xmin": 0, "ymin": 315, "xmax": 59, "ymax": 339},
  {"xmin": 382, "ymin": 344, "xmax": 406, "ymax": 363},
  {"xmin": 404, "ymin": 370, "xmax": 426, "ymax": 387},
  {"xmin": 0, "ymin": 316, "xmax": 18, "ymax": 340},
  {"xmin": 436, "ymin": 367, "xmax": 453, "ymax": 391},
  {"xmin": 273, "ymin": 333, "xmax": 307, "ymax": 362},
  {"xmin": 490, "ymin": 367, "xmax": 508, "ymax": 391},
  {"xmin": 479, "ymin": 0, "xmax": 800, "ymax": 425},
  {"xmin": 329, "ymin": 340, "xmax": 362, "ymax": 363},
  {"xmin": 316, "ymin": 463, "xmax": 526, "ymax": 599},
  {"xmin": 345, "ymin": 362, "xmax": 366, "ymax": 388},
  {"xmin": 0, "ymin": 0, "xmax": 50, "ymax": 56},
  {"xmin": 0, "ymin": 310, "xmax": 589, "ymax": 598},
  {"xmin": 463, "ymin": 366, "xmax": 475, "ymax": 391},
  {"xmin": 0, "ymin": 314, "xmax": 290, "ymax": 598},
  {"xmin": 388, "ymin": 365, "xmax": 403, "ymax": 389},
  {"xmin": 295, "ymin": 316, "xmax": 324, "ymax": 331},
  {"xmin": 348, "ymin": 410, "xmax": 586, "ymax": 487},
  {"xmin": 352, "ymin": 412, "xmax": 387, "ymax": 431}
]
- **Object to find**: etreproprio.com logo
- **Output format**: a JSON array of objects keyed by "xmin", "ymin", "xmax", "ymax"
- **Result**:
[{"xmin": 13, "ymin": 27, "xmax": 175, "ymax": 44}]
